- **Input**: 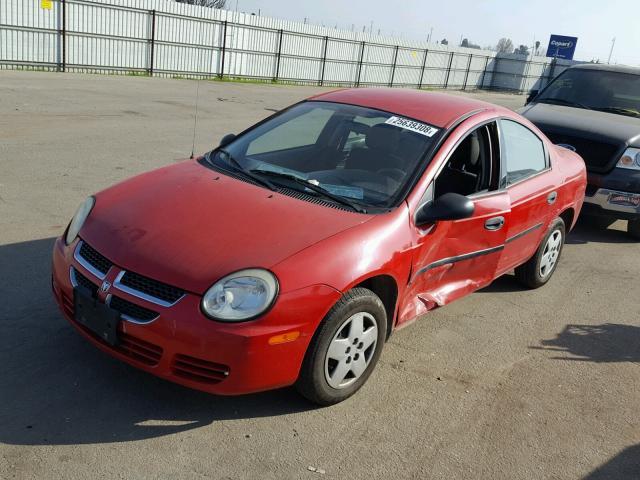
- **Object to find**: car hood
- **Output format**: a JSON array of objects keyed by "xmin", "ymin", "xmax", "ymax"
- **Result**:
[
  {"xmin": 520, "ymin": 103, "xmax": 640, "ymax": 146},
  {"xmin": 80, "ymin": 160, "xmax": 371, "ymax": 294}
]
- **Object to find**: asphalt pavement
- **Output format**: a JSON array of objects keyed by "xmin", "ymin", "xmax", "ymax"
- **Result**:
[{"xmin": 0, "ymin": 71, "xmax": 638, "ymax": 480}]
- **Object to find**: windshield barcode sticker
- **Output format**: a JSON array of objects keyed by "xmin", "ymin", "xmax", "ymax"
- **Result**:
[{"xmin": 384, "ymin": 116, "xmax": 439, "ymax": 137}]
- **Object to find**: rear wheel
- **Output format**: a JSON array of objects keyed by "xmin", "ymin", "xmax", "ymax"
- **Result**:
[
  {"xmin": 629, "ymin": 219, "xmax": 640, "ymax": 240},
  {"xmin": 515, "ymin": 218, "xmax": 565, "ymax": 289},
  {"xmin": 296, "ymin": 288, "xmax": 386, "ymax": 406}
]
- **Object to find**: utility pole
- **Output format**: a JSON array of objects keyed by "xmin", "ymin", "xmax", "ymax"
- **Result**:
[
  {"xmin": 607, "ymin": 37, "xmax": 616, "ymax": 64},
  {"xmin": 427, "ymin": 27, "xmax": 433, "ymax": 43}
]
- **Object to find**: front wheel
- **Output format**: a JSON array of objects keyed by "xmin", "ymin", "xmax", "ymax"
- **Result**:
[
  {"xmin": 296, "ymin": 288, "xmax": 387, "ymax": 406},
  {"xmin": 628, "ymin": 219, "xmax": 640, "ymax": 240},
  {"xmin": 515, "ymin": 218, "xmax": 566, "ymax": 289}
]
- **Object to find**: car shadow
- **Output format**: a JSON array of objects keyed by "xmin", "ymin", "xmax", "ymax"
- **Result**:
[
  {"xmin": 532, "ymin": 323, "xmax": 640, "ymax": 363},
  {"xmin": 582, "ymin": 444, "xmax": 640, "ymax": 479},
  {"xmin": 0, "ymin": 237, "xmax": 313, "ymax": 446},
  {"xmin": 565, "ymin": 218, "xmax": 635, "ymax": 245},
  {"xmin": 477, "ymin": 274, "xmax": 524, "ymax": 294}
]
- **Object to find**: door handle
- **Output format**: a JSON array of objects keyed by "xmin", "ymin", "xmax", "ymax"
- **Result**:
[
  {"xmin": 547, "ymin": 191, "xmax": 558, "ymax": 204},
  {"xmin": 485, "ymin": 216, "xmax": 505, "ymax": 231}
]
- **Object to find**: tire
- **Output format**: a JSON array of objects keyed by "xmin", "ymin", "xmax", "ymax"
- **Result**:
[
  {"xmin": 584, "ymin": 215, "xmax": 615, "ymax": 230},
  {"xmin": 515, "ymin": 218, "xmax": 566, "ymax": 289},
  {"xmin": 296, "ymin": 287, "xmax": 387, "ymax": 406},
  {"xmin": 628, "ymin": 219, "xmax": 640, "ymax": 240}
]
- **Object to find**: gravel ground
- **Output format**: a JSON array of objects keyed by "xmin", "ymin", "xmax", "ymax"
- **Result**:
[{"xmin": 0, "ymin": 71, "xmax": 638, "ymax": 480}]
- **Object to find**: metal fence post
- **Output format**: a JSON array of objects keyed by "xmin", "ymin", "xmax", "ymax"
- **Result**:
[
  {"xmin": 479, "ymin": 55, "xmax": 489, "ymax": 88},
  {"xmin": 547, "ymin": 58, "xmax": 557, "ymax": 87},
  {"xmin": 273, "ymin": 29, "xmax": 283, "ymax": 82},
  {"xmin": 148, "ymin": 10, "xmax": 156, "ymax": 76},
  {"xmin": 60, "ymin": 0, "xmax": 66, "ymax": 72},
  {"xmin": 219, "ymin": 20, "xmax": 227, "ymax": 78},
  {"xmin": 389, "ymin": 45, "xmax": 399, "ymax": 87},
  {"xmin": 417, "ymin": 49, "xmax": 428, "ymax": 89},
  {"xmin": 319, "ymin": 35, "xmax": 328, "ymax": 86},
  {"xmin": 462, "ymin": 53, "xmax": 472, "ymax": 90},
  {"xmin": 355, "ymin": 41, "xmax": 365, "ymax": 87},
  {"xmin": 443, "ymin": 52, "xmax": 454, "ymax": 88}
]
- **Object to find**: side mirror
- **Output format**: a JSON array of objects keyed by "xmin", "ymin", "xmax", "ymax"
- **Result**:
[
  {"xmin": 219, "ymin": 133, "xmax": 236, "ymax": 147},
  {"xmin": 415, "ymin": 192, "xmax": 475, "ymax": 226},
  {"xmin": 525, "ymin": 89, "xmax": 539, "ymax": 105}
]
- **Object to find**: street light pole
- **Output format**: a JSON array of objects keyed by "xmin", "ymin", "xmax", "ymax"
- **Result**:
[{"xmin": 607, "ymin": 37, "xmax": 616, "ymax": 64}]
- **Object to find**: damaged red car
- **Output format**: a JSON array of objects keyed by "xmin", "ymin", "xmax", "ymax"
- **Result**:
[{"xmin": 51, "ymin": 88, "xmax": 586, "ymax": 405}]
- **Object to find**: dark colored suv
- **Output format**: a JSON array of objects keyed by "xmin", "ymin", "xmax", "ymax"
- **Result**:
[{"xmin": 520, "ymin": 64, "xmax": 640, "ymax": 238}]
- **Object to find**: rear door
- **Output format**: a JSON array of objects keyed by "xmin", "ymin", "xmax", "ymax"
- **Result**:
[{"xmin": 496, "ymin": 119, "xmax": 557, "ymax": 274}]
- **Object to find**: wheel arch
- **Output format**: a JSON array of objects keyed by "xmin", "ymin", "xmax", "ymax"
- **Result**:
[
  {"xmin": 352, "ymin": 274, "xmax": 399, "ymax": 340},
  {"xmin": 558, "ymin": 207, "xmax": 576, "ymax": 231}
]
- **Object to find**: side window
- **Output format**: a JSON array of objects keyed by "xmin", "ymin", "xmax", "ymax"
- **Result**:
[
  {"xmin": 500, "ymin": 120, "xmax": 547, "ymax": 186},
  {"xmin": 434, "ymin": 123, "xmax": 496, "ymax": 198},
  {"xmin": 247, "ymin": 107, "xmax": 334, "ymax": 155}
]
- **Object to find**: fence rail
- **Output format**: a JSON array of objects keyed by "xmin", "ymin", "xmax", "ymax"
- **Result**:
[{"xmin": 0, "ymin": 0, "xmax": 573, "ymax": 92}]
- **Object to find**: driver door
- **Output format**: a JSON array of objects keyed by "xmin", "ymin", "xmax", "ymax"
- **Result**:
[{"xmin": 399, "ymin": 122, "xmax": 510, "ymax": 323}]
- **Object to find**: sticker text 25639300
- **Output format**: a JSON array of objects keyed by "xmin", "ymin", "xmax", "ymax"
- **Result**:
[{"xmin": 384, "ymin": 116, "xmax": 439, "ymax": 137}]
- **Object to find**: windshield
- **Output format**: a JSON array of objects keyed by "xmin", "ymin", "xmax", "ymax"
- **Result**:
[
  {"xmin": 205, "ymin": 101, "xmax": 441, "ymax": 210},
  {"xmin": 536, "ymin": 69, "xmax": 640, "ymax": 117}
]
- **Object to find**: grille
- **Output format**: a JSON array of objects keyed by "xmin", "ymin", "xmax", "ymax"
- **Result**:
[
  {"xmin": 72, "ymin": 268, "xmax": 99, "ymax": 295},
  {"xmin": 544, "ymin": 132, "xmax": 621, "ymax": 173},
  {"xmin": 109, "ymin": 295, "xmax": 159, "ymax": 323},
  {"xmin": 60, "ymin": 291, "xmax": 74, "ymax": 318},
  {"xmin": 78, "ymin": 241, "xmax": 113, "ymax": 275},
  {"xmin": 71, "ymin": 315, "xmax": 163, "ymax": 366},
  {"xmin": 118, "ymin": 333, "xmax": 163, "ymax": 366},
  {"xmin": 172, "ymin": 354, "xmax": 229, "ymax": 384},
  {"xmin": 119, "ymin": 271, "xmax": 184, "ymax": 304}
]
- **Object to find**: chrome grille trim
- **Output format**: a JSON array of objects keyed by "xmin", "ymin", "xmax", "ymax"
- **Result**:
[
  {"xmin": 113, "ymin": 271, "xmax": 185, "ymax": 308},
  {"xmin": 106, "ymin": 294, "xmax": 159, "ymax": 325},
  {"xmin": 74, "ymin": 241, "xmax": 108, "ymax": 280}
]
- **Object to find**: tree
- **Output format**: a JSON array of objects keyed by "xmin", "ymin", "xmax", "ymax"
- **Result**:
[
  {"xmin": 496, "ymin": 38, "xmax": 514, "ymax": 54},
  {"xmin": 514, "ymin": 44, "xmax": 530, "ymax": 56},
  {"xmin": 175, "ymin": 0, "xmax": 226, "ymax": 8},
  {"xmin": 535, "ymin": 40, "xmax": 541, "ymax": 55},
  {"xmin": 461, "ymin": 38, "xmax": 481, "ymax": 49},
  {"xmin": 440, "ymin": 38, "xmax": 449, "ymax": 45}
]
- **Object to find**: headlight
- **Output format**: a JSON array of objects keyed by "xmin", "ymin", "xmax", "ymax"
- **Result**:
[
  {"xmin": 616, "ymin": 147, "xmax": 640, "ymax": 170},
  {"xmin": 201, "ymin": 269, "xmax": 278, "ymax": 321},
  {"xmin": 65, "ymin": 196, "xmax": 95, "ymax": 245}
]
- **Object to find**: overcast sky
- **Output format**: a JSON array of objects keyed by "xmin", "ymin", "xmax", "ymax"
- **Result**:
[{"xmin": 230, "ymin": 0, "xmax": 639, "ymax": 65}]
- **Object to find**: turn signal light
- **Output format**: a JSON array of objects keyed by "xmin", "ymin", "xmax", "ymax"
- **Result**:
[{"xmin": 268, "ymin": 331, "xmax": 301, "ymax": 345}]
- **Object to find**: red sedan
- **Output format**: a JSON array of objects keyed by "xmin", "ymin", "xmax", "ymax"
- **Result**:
[{"xmin": 51, "ymin": 88, "xmax": 586, "ymax": 405}]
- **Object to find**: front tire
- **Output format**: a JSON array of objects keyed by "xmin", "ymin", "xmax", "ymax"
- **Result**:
[
  {"xmin": 628, "ymin": 219, "xmax": 640, "ymax": 240},
  {"xmin": 515, "ymin": 218, "xmax": 565, "ymax": 289},
  {"xmin": 296, "ymin": 288, "xmax": 387, "ymax": 406}
]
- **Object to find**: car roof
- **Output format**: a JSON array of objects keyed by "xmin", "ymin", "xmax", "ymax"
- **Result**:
[
  {"xmin": 308, "ymin": 88, "xmax": 507, "ymax": 128},
  {"xmin": 568, "ymin": 63, "xmax": 640, "ymax": 76}
]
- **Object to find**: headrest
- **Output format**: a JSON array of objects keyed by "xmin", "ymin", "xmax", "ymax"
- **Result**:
[
  {"xmin": 468, "ymin": 132, "xmax": 480, "ymax": 166},
  {"xmin": 365, "ymin": 123, "xmax": 401, "ymax": 151}
]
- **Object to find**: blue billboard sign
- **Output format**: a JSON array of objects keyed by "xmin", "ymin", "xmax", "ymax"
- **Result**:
[{"xmin": 546, "ymin": 34, "xmax": 578, "ymax": 60}]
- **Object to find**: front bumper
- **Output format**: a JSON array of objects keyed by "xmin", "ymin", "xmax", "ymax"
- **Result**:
[
  {"xmin": 52, "ymin": 237, "xmax": 341, "ymax": 395},
  {"xmin": 583, "ymin": 168, "xmax": 640, "ymax": 220}
]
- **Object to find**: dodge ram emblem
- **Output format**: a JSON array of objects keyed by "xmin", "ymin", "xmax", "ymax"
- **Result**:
[{"xmin": 100, "ymin": 281, "xmax": 111, "ymax": 293}]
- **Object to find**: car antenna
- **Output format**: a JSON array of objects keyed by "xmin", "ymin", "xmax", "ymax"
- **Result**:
[
  {"xmin": 190, "ymin": 23, "xmax": 205, "ymax": 160},
  {"xmin": 189, "ymin": 77, "xmax": 201, "ymax": 160}
]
